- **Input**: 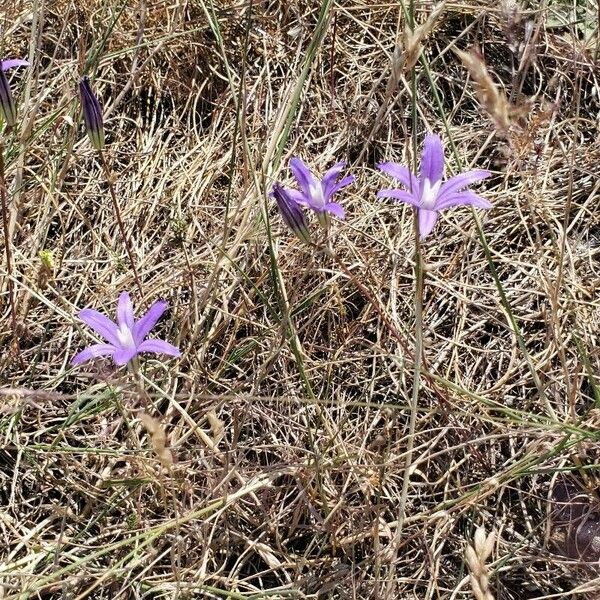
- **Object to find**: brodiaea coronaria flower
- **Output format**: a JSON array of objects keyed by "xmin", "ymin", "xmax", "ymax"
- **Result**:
[
  {"xmin": 0, "ymin": 59, "xmax": 29, "ymax": 128},
  {"xmin": 79, "ymin": 75, "xmax": 105, "ymax": 150},
  {"xmin": 377, "ymin": 134, "xmax": 492, "ymax": 239},
  {"xmin": 72, "ymin": 292, "xmax": 181, "ymax": 366},
  {"xmin": 282, "ymin": 158, "xmax": 354, "ymax": 228}
]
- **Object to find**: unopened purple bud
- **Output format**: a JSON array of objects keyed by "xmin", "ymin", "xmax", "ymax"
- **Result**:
[
  {"xmin": 79, "ymin": 75, "xmax": 105, "ymax": 150},
  {"xmin": 271, "ymin": 183, "xmax": 311, "ymax": 245},
  {"xmin": 0, "ymin": 69, "xmax": 17, "ymax": 128}
]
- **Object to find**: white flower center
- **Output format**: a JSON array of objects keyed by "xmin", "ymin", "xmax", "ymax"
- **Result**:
[
  {"xmin": 309, "ymin": 181, "xmax": 325, "ymax": 208},
  {"xmin": 116, "ymin": 322, "xmax": 136, "ymax": 349},
  {"xmin": 420, "ymin": 178, "xmax": 442, "ymax": 210}
]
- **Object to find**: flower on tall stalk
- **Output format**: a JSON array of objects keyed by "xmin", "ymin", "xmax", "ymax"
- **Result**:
[
  {"xmin": 79, "ymin": 75, "xmax": 105, "ymax": 150},
  {"xmin": 271, "ymin": 183, "xmax": 312, "ymax": 244},
  {"xmin": 0, "ymin": 59, "xmax": 30, "ymax": 128},
  {"xmin": 72, "ymin": 292, "xmax": 181, "ymax": 366},
  {"xmin": 282, "ymin": 157, "xmax": 354, "ymax": 228},
  {"xmin": 377, "ymin": 134, "xmax": 492, "ymax": 239}
]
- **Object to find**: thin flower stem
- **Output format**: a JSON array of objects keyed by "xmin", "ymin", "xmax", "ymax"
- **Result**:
[
  {"xmin": 98, "ymin": 150, "xmax": 143, "ymax": 299},
  {"xmin": 0, "ymin": 141, "xmax": 18, "ymax": 343},
  {"xmin": 394, "ymin": 26, "xmax": 424, "ymax": 544},
  {"xmin": 395, "ymin": 231, "xmax": 423, "ymax": 540}
]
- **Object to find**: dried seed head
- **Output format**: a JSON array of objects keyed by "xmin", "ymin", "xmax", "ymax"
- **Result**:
[
  {"xmin": 455, "ymin": 47, "xmax": 511, "ymax": 135},
  {"xmin": 139, "ymin": 412, "xmax": 175, "ymax": 469},
  {"xmin": 465, "ymin": 526, "xmax": 496, "ymax": 600}
]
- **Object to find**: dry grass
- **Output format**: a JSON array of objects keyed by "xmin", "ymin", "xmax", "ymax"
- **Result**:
[{"xmin": 1, "ymin": 0, "xmax": 600, "ymax": 598}]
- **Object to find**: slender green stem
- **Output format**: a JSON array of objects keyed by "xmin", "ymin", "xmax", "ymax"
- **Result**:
[
  {"xmin": 0, "ymin": 140, "xmax": 18, "ymax": 340},
  {"xmin": 98, "ymin": 150, "xmax": 143, "ymax": 298},
  {"xmin": 397, "ymin": 238, "xmax": 423, "ymax": 527}
]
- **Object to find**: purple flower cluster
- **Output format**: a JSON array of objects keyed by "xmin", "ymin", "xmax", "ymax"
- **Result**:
[
  {"xmin": 271, "ymin": 159, "xmax": 354, "ymax": 240},
  {"xmin": 272, "ymin": 134, "xmax": 491, "ymax": 241}
]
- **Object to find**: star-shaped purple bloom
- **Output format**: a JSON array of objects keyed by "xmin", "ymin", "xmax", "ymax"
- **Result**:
[
  {"xmin": 377, "ymin": 134, "xmax": 492, "ymax": 239},
  {"xmin": 284, "ymin": 157, "xmax": 354, "ymax": 222},
  {"xmin": 71, "ymin": 291, "xmax": 181, "ymax": 366}
]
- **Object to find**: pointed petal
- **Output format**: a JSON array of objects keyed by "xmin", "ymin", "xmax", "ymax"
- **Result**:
[
  {"xmin": 437, "ymin": 170, "xmax": 491, "ymax": 201},
  {"xmin": 289, "ymin": 157, "xmax": 318, "ymax": 197},
  {"xmin": 435, "ymin": 190, "xmax": 493, "ymax": 211},
  {"xmin": 113, "ymin": 346, "xmax": 139, "ymax": 366},
  {"xmin": 325, "ymin": 175, "xmax": 355, "ymax": 200},
  {"xmin": 377, "ymin": 189, "xmax": 421, "ymax": 208},
  {"xmin": 321, "ymin": 161, "xmax": 349, "ymax": 198},
  {"xmin": 137, "ymin": 339, "xmax": 181, "ymax": 358},
  {"xmin": 377, "ymin": 162, "xmax": 420, "ymax": 195},
  {"xmin": 324, "ymin": 202, "xmax": 345, "ymax": 219},
  {"xmin": 1, "ymin": 59, "xmax": 30, "ymax": 71},
  {"xmin": 418, "ymin": 209, "xmax": 439, "ymax": 239},
  {"xmin": 133, "ymin": 300, "xmax": 168, "ymax": 345},
  {"xmin": 71, "ymin": 343, "xmax": 116, "ymax": 365},
  {"xmin": 420, "ymin": 134, "xmax": 444, "ymax": 185},
  {"xmin": 117, "ymin": 292, "xmax": 135, "ymax": 330},
  {"xmin": 78, "ymin": 309, "xmax": 120, "ymax": 345},
  {"xmin": 286, "ymin": 188, "xmax": 310, "ymax": 206}
]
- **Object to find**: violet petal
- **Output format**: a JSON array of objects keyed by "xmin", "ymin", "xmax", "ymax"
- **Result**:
[
  {"xmin": 324, "ymin": 202, "xmax": 345, "ymax": 219},
  {"xmin": 113, "ymin": 346, "xmax": 139, "ymax": 366},
  {"xmin": 78, "ymin": 309, "xmax": 121, "ymax": 346},
  {"xmin": 137, "ymin": 339, "xmax": 181, "ymax": 357},
  {"xmin": 117, "ymin": 291, "xmax": 135, "ymax": 330},
  {"xmin": 436, "ymin": 190, "xmax": 493, "ymax": 211},
  {"xmin": 325, "ymin": 175, "xmax": 355, "ymax": 200},
  {"xmin": 418, "ymin": 209, "xmax": 439, "ymax": 239},
  {"xmin": 71, "ymin": 343, "xmax": 116, "ymax": 365},
  {"xmin": 1, "ymin": 59, "xmax": 30, "ymax": 71},
  {"xmin": 437, "ymin": 170, "xmax": 491, "ymax": 201},
  {"xmin": 377, "ymin": 162, "xmax": 420, "ymax": 196},
  {"xmin": 419, "ymin": 134, "xmax": 444, "ymax": 185},
  {"xmin": 289, "ymin": 157, "xmax": 318, "ymax": 197},
  {"xmin": 321, "ymin": 161, "xmax": 346, "ymax": 197},
  {"xmin": 133, "ymin": 300, "xmax": 168, "ymax": 346},
  {"xmin": 377, "ymin": 189, "xmax": 421, "ymax": 208}
]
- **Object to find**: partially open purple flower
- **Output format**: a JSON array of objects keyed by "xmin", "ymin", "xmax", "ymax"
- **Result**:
[
  {"xmin": 377, "ymin": 134, "xmax": 492, "ymax": 239},
  {"xmin": 271, "ymin": 182, "xmax": 311, "ymax": 244},
  {"xmin": 281, "ymin": 158, "xmax": 354, "ymax": 228},
  {"xmin": 72, "ymin": 292, "xmax": 181, "ymax": 366},
  {"xmin": 0, "ymin": 59, "xmax": 29, "ymax": 128}
]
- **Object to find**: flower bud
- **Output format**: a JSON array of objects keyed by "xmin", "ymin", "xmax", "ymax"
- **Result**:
[
  {"xmin": 271, "ymin": 183, "xmax": 311, "ymax": 245},
  {"xmin": 0, "ymin": 69, "xmax": 17, "ymax": 127},
  {"xmin": 79, "ymin": 75, "xmax": 105, "ymax": 150}
]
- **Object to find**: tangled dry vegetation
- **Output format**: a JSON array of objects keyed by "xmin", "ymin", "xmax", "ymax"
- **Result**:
[{"xmin": 1, "ymin": 0, "xmax": 599, "ymax": 598}]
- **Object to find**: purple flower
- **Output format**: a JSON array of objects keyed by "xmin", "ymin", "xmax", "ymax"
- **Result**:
[
  {"xmin": 0, "ymin": 59, "xmax": 29, "ymax": 128},
  {"xmin": 72, "ymin": 291, "xmax": 181, "ymax": 366},
  {"xmin": 282, "ymin": 158, "xmax": 354, "ymax": 228},
  {"xmin": 377, "ymin": 134, "xmax": 492, "ymax": 239},
  {"xmin": 271, "ymin": 182, "xmax": 312, "ymax": 244},
  {"xmin": 79, "ymin": 75, "xmax": 105, "ymax": 150}
]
